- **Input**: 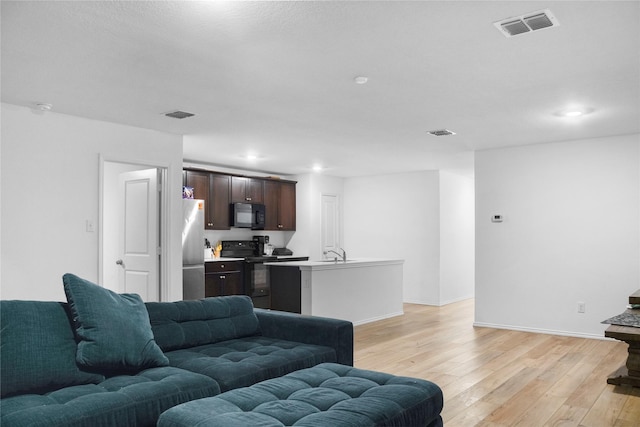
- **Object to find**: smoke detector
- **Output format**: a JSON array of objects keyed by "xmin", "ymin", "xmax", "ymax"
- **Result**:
[
  {"xmin": 494, "ymin": 9, "xmax": 559, "ymax": 37},
  {"xmin": 35, "ymin": 102, "xmax": 53, "ymax": 111},
  {"xmin": 427, "ymin": 129, "xmax": 456, "ymax": 137},
  {"xmin": 164, "ymin": 110, "xmax": 195, "ymax": 119}
]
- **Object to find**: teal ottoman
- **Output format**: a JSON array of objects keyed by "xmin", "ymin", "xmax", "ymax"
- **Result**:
[{"xmin": 158, "ymin": 363, "xmax": 443, "ymax": 427}]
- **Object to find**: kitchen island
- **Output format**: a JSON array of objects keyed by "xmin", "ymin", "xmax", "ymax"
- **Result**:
[{"xmin": 265, "ymin": 258, "xmax": 404, "ymax": 325}]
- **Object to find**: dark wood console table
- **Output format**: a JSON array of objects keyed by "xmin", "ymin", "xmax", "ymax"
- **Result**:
[{"xmin": 605, "ymin": 289, "xmax": 640, "ymax": 387}]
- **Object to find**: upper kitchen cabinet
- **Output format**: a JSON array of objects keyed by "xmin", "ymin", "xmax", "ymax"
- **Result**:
[
  {"xmin": 264, "ymin": 180, "xmax": 296, "ymax": 231},
  {"xmin": 184, "ymin": 169, "xmax": 296, "ymax": 231},
  {"xmin": 231, "ymin": 176, "xmax": 264, "ymax": 204},
  {"xmin": 184, "ymin": 170, "xmax": 231, "ymax": 230}
]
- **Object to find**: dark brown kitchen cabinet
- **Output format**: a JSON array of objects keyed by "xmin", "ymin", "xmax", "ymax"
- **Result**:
[
  {"xmin": 184, "ymin": 169, "xmax": 296, "ymax": 231},
  {"xmin": 184, "ymin": 170, "xmax": 230, "ymax": 230},
  {"xmin": 231, "ymin": 176, "xmax": 264, "ymax": 204},
  {"xmin": 269, "ymin": 265, "xmax": 301, "ymax": 313},
  {"xmin": 183, "ymin": 170, "xmax": 208, "ymax": 200},
  {"xmin": 264, "ymin": 180, "xmax": 296, "ymax": 230},
  {"xmin": 205, "ymin": 261, "xmax": 244, "ymax": 297},
  {"xmin": 209, "ymin": 174, "xmax": 231, "ymax": 229}
]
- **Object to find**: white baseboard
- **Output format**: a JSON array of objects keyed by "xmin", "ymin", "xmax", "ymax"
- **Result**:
[
  {"xmin": 439, "ymin": 294, "xmax": 475, "ymax": 306},
  {"xmin": 352, "ymin": 310, "xmax": 404, "ymax": 326},
  {"xmin": 403, "ymin": 295, "xmax": 474, "ymax": 307},
  {"xmin": 473, "ymin": 322, "xmax": 609, "ymax": 340},
  {"xmin": 403, "ymin": 298, "xmax": 440, "ymax": 306}
]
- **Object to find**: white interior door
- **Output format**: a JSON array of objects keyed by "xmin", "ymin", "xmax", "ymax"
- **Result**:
[
  {"xmin": 117, "ymin": 169, "xmax": 159, "ymax": 301},
  {"xmin": 321, "ymin": 194, "xmax": 341, "ymax": 256}
]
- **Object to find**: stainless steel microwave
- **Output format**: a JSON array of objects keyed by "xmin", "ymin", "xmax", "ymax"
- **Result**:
[{"xmin": 230, "ymin": 203, "xmax": 265, "ymax": 230}]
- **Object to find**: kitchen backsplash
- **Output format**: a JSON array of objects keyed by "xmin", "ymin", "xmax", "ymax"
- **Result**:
[{"xmin": 203, "ymin": 230, "xmax": 289, "ymax": 251}]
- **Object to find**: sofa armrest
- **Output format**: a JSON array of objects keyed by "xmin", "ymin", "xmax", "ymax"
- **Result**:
[{"xmin": 254, "ymin": 309, "xmax": 353, "ymax": 366}]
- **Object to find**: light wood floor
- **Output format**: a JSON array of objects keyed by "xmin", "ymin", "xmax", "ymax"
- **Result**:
[{"xmin": 353, "ymin": 299, "xmax": 640, "ymax": 426}]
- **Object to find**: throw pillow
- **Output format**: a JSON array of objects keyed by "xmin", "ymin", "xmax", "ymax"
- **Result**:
[{"xmin": 62, "ymin": 273, "xmax": 169, "ymax": 373}]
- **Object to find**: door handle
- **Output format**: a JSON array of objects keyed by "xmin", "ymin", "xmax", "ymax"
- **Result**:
[{"xmin": 116, "ymin": 259, "xmax": 124, "ymax": 267}]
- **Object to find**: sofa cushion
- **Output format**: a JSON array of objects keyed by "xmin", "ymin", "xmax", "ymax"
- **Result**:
[
  {"xmin": 62, "ymin": 273, "xmax": 169, "ymax": 373},
  {"xmin": 158, "ymin": 363, "xmax": 444, "ymax": 427},
  {"xmin": 145, "ymin": 296, "xmax": 260, "ymax": 352},
  {"xmin": 0, "ymin": 366, "xmax": 220, "ymax": 427},
  {"xmin": 164, "ymin": 336, "xmax": 338, "ymax": 392},
  {"xmin": 0, "ymin": 300, "xmax": 105, "ymax": 398}
]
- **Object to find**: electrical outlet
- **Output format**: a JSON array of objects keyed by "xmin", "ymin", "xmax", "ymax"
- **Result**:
[
  {"xmin": 577, "ymin": 302, "xmax": 586, "ymax": 313},
  {"xmin": 491, "ymin": 214, "xmax": 504, "ymax": 223}
]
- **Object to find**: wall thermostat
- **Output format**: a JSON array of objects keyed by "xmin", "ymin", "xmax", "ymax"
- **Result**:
[{"xmin": 491, "ymin": 214, "xmax": 504, "ymax": 223}]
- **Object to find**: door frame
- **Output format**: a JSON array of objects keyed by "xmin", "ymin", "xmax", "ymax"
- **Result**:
[{"xmin": 98, "ymin": 155, "xmax": 170, "ymax": 300}]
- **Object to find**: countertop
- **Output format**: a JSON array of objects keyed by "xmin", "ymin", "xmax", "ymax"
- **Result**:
[
  {"xmin": 205, "ymin": 256, "xmax": 309, "ymax": 263},
  {"xmin": 205, "ymin": 257, "xmax": 244, "ymax": 262},
  {"xmin": 264, "ymin": 258, "xmax": 404, "ymax": 269}
]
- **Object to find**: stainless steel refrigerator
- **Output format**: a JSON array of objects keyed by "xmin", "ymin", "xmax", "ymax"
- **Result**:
[{"xmin": 182, "ymin": 199, "xmax": 205, "ymax": 300}]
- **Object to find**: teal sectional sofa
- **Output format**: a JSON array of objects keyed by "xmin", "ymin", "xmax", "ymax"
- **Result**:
[
  {"xmin": 146, "ymin": 297, "xmax": 353, "ymax": 393},
  {"xmin": 0, "ymin": 274, "xmax": 353, "ymax": 426}
]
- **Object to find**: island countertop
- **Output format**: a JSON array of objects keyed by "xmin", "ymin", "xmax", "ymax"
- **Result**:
[{"xmin": 266, "ymin": 258, "xmax": 404, "ymax": 325}]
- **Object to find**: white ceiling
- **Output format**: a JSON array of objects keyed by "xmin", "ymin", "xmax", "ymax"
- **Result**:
[{"xmin": 2, "ymin": 1, "xmax": 639, "ymax": 177}]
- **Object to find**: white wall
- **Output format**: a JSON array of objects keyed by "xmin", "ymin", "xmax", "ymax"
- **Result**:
[
  {"xmin": 343, "ymin": 170, "xmax": 475, "ymax": 305},
  {"xmin": 475, "ymin": 134, "xmax": 640, "ymax": 338},
  {"xmin": 287, "ymin": 173, "xmax": 344, "ymax": 260},
  {"xmin": 440, "ymin": 171, "xmax": 475, "ymax": 304},
  {"xmin": 344, "ymin": 172, "xmax": 440, "ymax": 304},
  {"xmin": 285, "ymin": 173, "xmax": 313, "ymax": 257},
  {"xmin": 0, "ymin": 104, "xmax": 184, "ymax": 302}
]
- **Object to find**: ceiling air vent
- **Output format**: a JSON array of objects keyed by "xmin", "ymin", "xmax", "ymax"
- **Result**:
[
  {"xmin": 524, "ymin": 13, "xmax": 554, "ymax": 31},
  {"xmin": 427, "ymin": 129, "xmax": 456, "ymax": 137},
  {"xmin": 494, "ymin": 9, "xmax": 559, "ymax": 37},
  {"xmin": 164, "ymin": 110, "xmax": 195, "ymax": 119},
  {"xmin": 501, "ymin": 19, "xmax": 530, "ymax": 37}
]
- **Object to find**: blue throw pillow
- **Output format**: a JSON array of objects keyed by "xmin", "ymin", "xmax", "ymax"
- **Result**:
[{"xmin": 62, "ymin": 273, "xmax": 169, "ymax": 373}]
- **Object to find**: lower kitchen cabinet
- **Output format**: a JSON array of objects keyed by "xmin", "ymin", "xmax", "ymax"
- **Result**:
[
  {"xmin": 269, "ymin": 265, "xmax": 301, "ymax": 313},
  {"xmin": 205, "ymin": 261, "xmax": 244, "ymax": 297}
]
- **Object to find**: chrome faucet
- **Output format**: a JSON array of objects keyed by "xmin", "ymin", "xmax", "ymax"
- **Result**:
[{"xmin": 324, "ymin": 248, "xmax": 347, "ymax": 262}]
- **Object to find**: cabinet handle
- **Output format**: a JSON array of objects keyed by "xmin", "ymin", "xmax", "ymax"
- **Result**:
[
  {"xmin": 246, "ymin": 197, "xmax": 252, "ymax": 201},
  {"xmin": 220, "ymin": 275, "xmax": 226, "ymax": 279}
]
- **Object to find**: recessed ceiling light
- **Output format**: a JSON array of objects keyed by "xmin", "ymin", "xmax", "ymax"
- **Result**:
[
  {"xmin": 354, "ymin": 76, "xmax": 368, "ymax": 85},
  {"xmin": 312, "ymin": 164, "xmax": 324, "ymax": 172},
  {"xmin": 554, "ymin": 107, "xmax": 594, "ymax": 117}
]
